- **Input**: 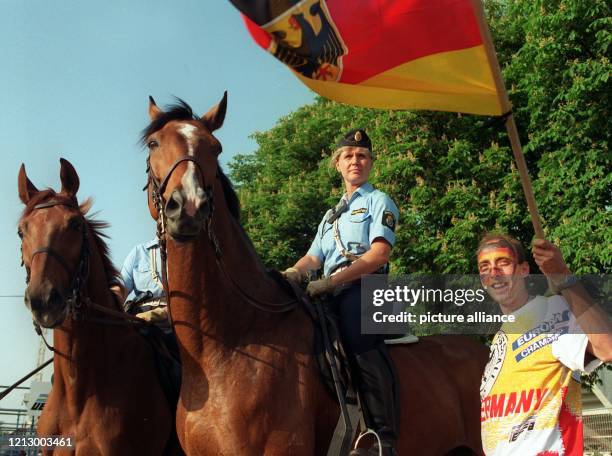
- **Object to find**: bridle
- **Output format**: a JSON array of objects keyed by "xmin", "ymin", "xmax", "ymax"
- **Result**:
[
  {"xmin": 145, "ymin": 155, "xmax": 216, "ymax": 303},
  {"xmin": 146, "ymin": 154, "xmax": 216, "ymax": 259},
  {"xmin": 22, "ymin": 200, "xmax": 90, "ymax": 322},
  {"xmin": 20, "ymin": 199, "xmax": 148, "ymax": 340},
  {"xmin": 145, "ymin": 145, "xmax": 297, "ymax": 314}
]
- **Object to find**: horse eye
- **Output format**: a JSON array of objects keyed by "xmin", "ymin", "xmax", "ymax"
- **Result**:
[
  {"xmin": 17, "ymin": 228, "xmax": 23, "ymax": 239},
  {"xmin": 68, "ymin": 218, "xmax": 83, "ymax": 231},
  {"xmin": 147, "ymin": 140, "xmax": 159, "ymax": 149}
]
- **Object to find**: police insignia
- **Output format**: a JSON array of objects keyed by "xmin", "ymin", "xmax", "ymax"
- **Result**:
[
  {"xmin": 382, "ymin": 211, "xmax": 396, "ymax": 231},
  {"xmin": 354, "ymin": 131, "xmax": 362, "ymax": 141},
  {"xmin": 351, "ymin": 207, "xmax": 367, "ymax": 215}
]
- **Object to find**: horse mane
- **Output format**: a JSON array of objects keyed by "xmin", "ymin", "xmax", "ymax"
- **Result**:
[
  {"xmin": 218, "ymin": 166, "xmax": 240, "ymax": 222},
  {"xmin": 86, "ymin": 217, "xmax": 124, "ymax": 293},
  {"xmin": 21, "ymin": 190, "xmax": 123, "ymax": 293},
  {"xmin": 140, "ymin": 98, "xmax": 198, "ymax": 143}
]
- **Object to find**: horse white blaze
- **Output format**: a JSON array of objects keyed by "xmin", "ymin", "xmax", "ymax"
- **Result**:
[{"xmin": 178, "ymin": 124, "xmax": 204, "ymax": 217}]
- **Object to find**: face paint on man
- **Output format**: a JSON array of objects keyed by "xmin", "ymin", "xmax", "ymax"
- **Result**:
[
  {"xmin": 477, "ymin": 247, "xmax": 517, "ymax": 275},
  {"xmin": 477, "ymin": 246, "xmax": 525, "ymax": 308}
]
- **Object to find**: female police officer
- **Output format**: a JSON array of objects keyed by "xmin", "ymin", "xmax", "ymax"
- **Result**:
[{"xmin": 283, "ymin": 129, "xmax": 400, "ymax": 456}]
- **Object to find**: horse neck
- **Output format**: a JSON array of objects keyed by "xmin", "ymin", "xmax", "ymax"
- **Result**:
[
  {"xmin": 166, "ymin": 179, "xmax": 293, "ymax": 346},
  {"xmin": 51, "ymin": 230, "xmax": 121, "ymax": 402}
]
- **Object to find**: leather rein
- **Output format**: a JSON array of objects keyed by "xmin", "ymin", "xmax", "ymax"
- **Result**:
[{"xmin": 146, "ymin": 153, "xmax": 297, "ymax": 313}]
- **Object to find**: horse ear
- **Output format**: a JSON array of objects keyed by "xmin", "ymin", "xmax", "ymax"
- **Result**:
[
  {"xmin": 18, "ymin": 164, "xmax": 39, "ymax": 204},
  {"xmin": 59, "ymin": 158, "xmax": 80, "ymax": 198},
  {"xmin": 149, "ymin": 96, "xmax": 163, "ymax": 120},
  {"xmin": 201, "ymin": 91, "xmax": 227, "ymax": 133}
]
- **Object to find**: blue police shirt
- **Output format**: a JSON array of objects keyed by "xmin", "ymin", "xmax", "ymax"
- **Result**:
[
  {"xmin": 120, "ymin": 239, "xmax": 164, "ymax": 301},
  {"xmin": 307, "ymin": 182, "xmax": 399, "ymax": 277}
]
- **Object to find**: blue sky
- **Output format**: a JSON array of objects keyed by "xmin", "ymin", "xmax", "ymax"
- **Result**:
[{"xmin": 0, "ymin": 1, "xmax": 314, "ymax": 411}]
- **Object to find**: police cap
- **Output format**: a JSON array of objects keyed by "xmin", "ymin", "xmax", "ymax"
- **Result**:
[{"xmin": 336, "ymin": 129, "xmax": 372, "ymax": 151}]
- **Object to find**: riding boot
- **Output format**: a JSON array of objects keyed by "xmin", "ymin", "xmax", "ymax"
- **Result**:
[
  {"xmin": 378, "ymin": 343, "xmax": 400, "ymax": 435},
  {"xmin": 349, "ymin": 347, "xmax": 399, "ymax": 456}
]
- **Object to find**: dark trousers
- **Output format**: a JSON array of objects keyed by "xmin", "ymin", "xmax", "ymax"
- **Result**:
[
  {"xmin": 330, "ymin": 283, "xmax": 384, "ymax": 355},
  {"xmin": 330, "ymin": 282, "xmax": 399, "ymax": 450}
]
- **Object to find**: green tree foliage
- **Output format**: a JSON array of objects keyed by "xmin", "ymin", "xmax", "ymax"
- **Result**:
[{"xmin": 228, "ymin": 0, "xmax": 610, "ymax": 275}]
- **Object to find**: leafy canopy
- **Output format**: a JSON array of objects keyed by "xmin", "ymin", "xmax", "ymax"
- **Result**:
[{"xmin": 228, "ymin": 0, "xmax": 610, "ymax": 275}]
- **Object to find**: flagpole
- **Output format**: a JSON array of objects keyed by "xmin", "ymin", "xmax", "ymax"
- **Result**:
[{"xmin": 470, "ymin": 0, "xmax": 545, "ymax": 239}]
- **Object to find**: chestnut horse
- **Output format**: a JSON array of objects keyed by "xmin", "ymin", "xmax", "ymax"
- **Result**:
[
  {"xmin": 142, "ymin": 94, "xmax": 489, "ymax": 455},
  {"xmin": 17, "ymin": 159, "xmax": 182, "ymax": 456}
]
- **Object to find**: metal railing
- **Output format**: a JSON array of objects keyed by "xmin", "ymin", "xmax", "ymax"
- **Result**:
[{"xmin": 584, "ymin": 407, "xmax": 612, "ymax": 454}]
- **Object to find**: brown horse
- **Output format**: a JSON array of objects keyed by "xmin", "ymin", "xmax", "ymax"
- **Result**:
[
  {"xmin": 142, "ymin": 94, "xmax": 489, "ymax": 455},
  {"xmin": 17, "ymin": 159, "xmax": 182, "ymax": 456}
]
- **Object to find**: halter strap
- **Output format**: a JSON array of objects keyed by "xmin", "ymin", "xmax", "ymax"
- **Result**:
[
  {"xmin": 23, "ymin": 199, "xmax": 82, "ymax": 284},
  {"xmin": 30, "ymin": 247, "xmax": 74, "ymax": 278},
  {"xmin": 33, "ymin": 200, "xmax": 78, "ymax": 210},
  {"xmin": 151, "ymin": 156, "xmax": 204, "ymax": 196},
  {"xmin": 146, "ymin": 155, "xmax": 208, "ymax": 328}
]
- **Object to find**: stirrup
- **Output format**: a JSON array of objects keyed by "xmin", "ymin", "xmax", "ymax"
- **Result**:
[{"xmin": 352, "ymin": 428, "xmax": 382, "ymax": 456}]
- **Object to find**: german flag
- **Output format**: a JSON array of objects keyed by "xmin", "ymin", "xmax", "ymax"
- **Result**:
[{"xmin": 230, "ymin": 0, "xmax": 504, "ymax": 116}]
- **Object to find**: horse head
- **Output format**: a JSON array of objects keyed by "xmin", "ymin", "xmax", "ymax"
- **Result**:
[
  {"xmin": 18, "ymin": 159, "xmax": 90, "ymax": 328},
  {"xmin": 143, "ymin": 92, "xmax": 227, "ymax": 241}
]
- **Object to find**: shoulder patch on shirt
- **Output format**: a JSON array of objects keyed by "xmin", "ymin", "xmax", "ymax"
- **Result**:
[
  {"xmin": 382, "ymin": 211, "xmax": 396, "ymax": 231},
  {"xmin": 351, "ymin": 207, "xmax": 367, "ymax": 215}
]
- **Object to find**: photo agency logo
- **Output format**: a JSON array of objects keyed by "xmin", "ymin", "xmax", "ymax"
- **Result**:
[{"xmin": 360, "ymin": 274, "xmax": 611, "ymax": 336}]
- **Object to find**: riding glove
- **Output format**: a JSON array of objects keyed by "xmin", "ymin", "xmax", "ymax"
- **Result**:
[
  {"xmin": 306, "ymin": 277, "xmax": 334, "ymax": 298},
  {"xmin": 136, "ymin": 307, "xmax": 168, "ymax": 323},
  {"xmin": 282, "ymin": 267, "xmax": 305, "ymax": 285}
]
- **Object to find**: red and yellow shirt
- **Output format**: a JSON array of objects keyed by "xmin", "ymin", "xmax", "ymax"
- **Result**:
[{"xmin": 480, "ymin": 295, "xmax": 600, "ymax": 456}]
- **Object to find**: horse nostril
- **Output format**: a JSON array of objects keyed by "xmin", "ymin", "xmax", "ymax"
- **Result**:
[
  {"xmin": 25, "ymin": 282, "xmax": 60, "ymax": 312},
  {"xmin": 48, "ymin": 287, "xmax": 62, "ymax": 307},
  {"xmin": 195, "ymin": 198, "xmax": 210, "ymax": 220},
  {"xmin": 165, "ymin": 190, "xmax": 183, "ymax": 218},
  {"xmin": 28, "ymin": 295, "xmax": 43, "ymax": 312}
]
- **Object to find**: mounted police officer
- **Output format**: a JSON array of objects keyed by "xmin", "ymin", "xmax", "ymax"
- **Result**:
[
  {"xmin": 120, "ymin": 239, "xmax": 167, "ymax": 319},
  {"xmin": 283, "ymin": 129, "xmax": 400, "ymax": 456},
  {"xmin": 114, "ymin": 238, "xmax": 181, "ymax": 406},
  {"xmin": 114, "ymin": 239, "xmax": 178, "ymax": 353}
]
